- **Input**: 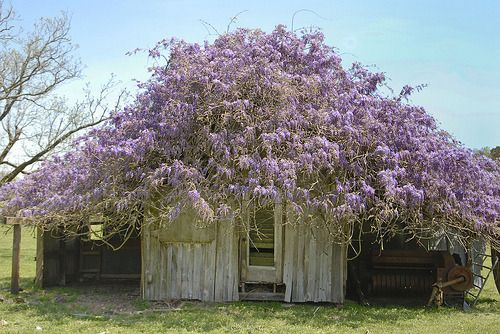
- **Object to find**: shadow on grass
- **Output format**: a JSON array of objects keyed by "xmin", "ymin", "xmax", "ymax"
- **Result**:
[{"xmin": 1, "ymin": 280, "xmax": 499, "ymax": 333}]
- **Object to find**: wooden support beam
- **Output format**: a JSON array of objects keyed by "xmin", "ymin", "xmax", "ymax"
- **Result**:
[{"xmin": 11, "ymin": 223, "xmax": 21, "ymax": 294}]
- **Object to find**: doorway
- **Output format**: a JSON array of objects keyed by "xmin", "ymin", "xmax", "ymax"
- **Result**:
[{"xmin": 240, "ymin": 202, "xmax": 283, "ymax": 283}]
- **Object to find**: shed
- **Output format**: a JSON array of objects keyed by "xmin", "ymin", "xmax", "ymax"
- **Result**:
[
  {"xmin": 33, "ymin": 199, "xmax": 347, "ymax": 303},
  {"xmin": 32, "ymin": 205, "xmax": 488, "ymax": 305},
  {"xmin": 141, "ymin": 200, "xmax": 347, "ymax": 303}
]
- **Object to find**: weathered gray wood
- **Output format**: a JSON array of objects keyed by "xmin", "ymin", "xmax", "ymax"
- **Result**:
[
  {"xmin": 295, "ymin": 224, "xmax": 305, "ymax": 301},
  {"xmin": 239, "ymin": 229, "xmax": 248, "ymax": 282},
  {"xmin": 158, "ymin": 211, "xmax": 215, "ymax": 243},
  {"xmin": 35, "ymin": 228, "xmax": 44, "ymax": 288},
  {"xmin": 159, "ymin": 243, "xmax": 166, "ymax": 300},
  {"xmin": 165, "ymin": 245, "xmax": 173, "ymax": 299},
  {"xmin": 180, "ymin": 244, "xmax": 188, "ymax": 299},
  {"xmin": 240, "ymin": 292, "xmax": 285, "ymax": 301},
  {"xmin": 175, "ymin": 244, "xmax": 183, "ymax": 299},
  {"xmin": 318, "ymin": 239, "xmax": 328, "ymax": 301},
  {"xmin": 10, "ymin": 223, "xmax": 21, "ymax": 294},
  {"xmin": 283, "ymin": 224, "xmax": 295, "ymax": 302},
  {"xmin": 291, "ymin": 222, "xmax": 299, "ymax": 300},
  {"xmin": 140, "ymin": 224, "xmax": 148, "ymax": 298},
  {"xmin": 143, "ymin": 200, "xmax": 347, "ymax": 303},
  {"xmin": 282, "ymin": 216, "xmax": 346, "ymax": 304},
  {"xmin": 230, "ymin": 220, "xmax": 237, "ymax": 300},
  {"xmin": 205, "ymin": 240, "xmax": 216, "ymax": 301},
  {"xmin": 274, "ymin": 201, "xmax": 283, "ymax": 283},
  {"xmin": 212, "ymin": 218, "xmax": 240, "ymax": 301},
  {"xmin": 331, "ymin": 242, "xmax": 345, "ymax": 303}
]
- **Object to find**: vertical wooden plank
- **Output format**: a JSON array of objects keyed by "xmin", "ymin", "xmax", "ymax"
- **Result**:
[
  {"xmin": 214, "ymin": 221, "xmax": 222, "ymax": 301},
  {"xmin": 291, "ymin": 222, "xmax": 300, "ymax": 302},
  {"xmin": 220, "ymin": 221, "xmax": 228, "ymax": 301},
  {"xmin": 303, "ymin": 226, "xmax": 310, "ymax": 300},
  {"xmin": 226, "ymin": 220, "xmax": 239, "ymax": 301},
  {"xmin": 200, "ymin": 243, "xmax": 207, "ymax": 301},
  {"xmin": 153, "ymin": 231, "xmax": 162, "ymax": 299},
  {"xmin": 187, "ymin": 244, "xmax": 194, "ymax": 299},
  {"xmin": 307, "ymin": 228, "xmax": 317, "ymax": 302},
  {"xmin": 35, "ymin": 228, "xmax": 44, "ymax": 288},
  {"xmin": 181, "ymin": 244, "xmax": 187, "ymax": 299},
  {"xmin": 239, "ymin": 198, "xmax": 249, "ymax": 283},
  {"xmin": 224, "ymin": 222, "xmax": 229, "ymax": 301},
  {"xmin": 180, "ymin": 244, "xmax": 186, "ymax": 299},
  {"xmin": 158, "ymin": 243, "xmax": 165, "ymax": 299},
  {"xmin": 232, "ymin": 223, "xmax": 240, "ymax": 301},
  {"xmin": 283, "ymin": 224, "xmax": 295, "ymax": 302},
  {"xmin": 146, "ymin": 228, "xmax": 157, "ymax": 300},
  {"xmin": 165, "ymin": 244, "xmax": 173, "ymax": 300},
  {"xmin": 207, "ymin": 240, "xmax": 216, "ymax": 301},
  {"xmin": 274, "ymin": 201, "xmax": 283, "ymax": 283},
  {"xmin": 305, "ymin": 227, "xmax": 313, "ymax": 301},
  {"xmin": 341, "ymin": 243, "xmax": 347, "ymax": 303},
  {"xmin": 185, "ymin": 243, "xmax": 194, "ymax": 299},
  {"xmin": 318, "ymin": 237, "xmax": 328, "ymax": 301},
  {"xmin": 331, "ymin": 242, "xmax": 343, "ymax": 303},
  {"xmin": 325, "ymin": 241, "xmax": 333, "ymax": 301},
  {"xmin": 239, "ymin": 229, "xmax": 248, "ymax": 283},
  {"xmin": 295, "ymin": 224, "xmax": 305, "ymax": 302},
  {"xmin": 169, "ymin": 245, "xmax": 177, "ymax": 299},
  {"xmin": 314, "ymin": 235, "xmax": 321, "ymax": 302},
  {"xmin": 225, "ymin": 221, "xmax": 233, "ymax": 301},
  {"xmin": 140, "ymin": 224, "xmax": 148, "ymax": 299},
  {"xmin": 192, "ymin": 243, "xmax": 202, "ymax": 300},
  {"xmin": 11, "ymin": 224, "xmax": 21, "ymax": 294},
  {"xmin": 170, "ymin": 244, "xmax": 177, "ymax": 300},
  {"xmin": 214, "ymin": 219, "xmax": 231, "ymax": 301}
]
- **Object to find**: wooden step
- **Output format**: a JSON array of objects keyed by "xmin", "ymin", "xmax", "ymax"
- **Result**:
[{"xmin": 239, "ymin": 292, "xmax": 285, "ymax": 301}]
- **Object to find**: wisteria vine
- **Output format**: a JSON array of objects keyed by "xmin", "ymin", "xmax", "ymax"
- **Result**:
[{"xmin": 1, "ymin": 26, "xmax": 498, "ymax": 248}]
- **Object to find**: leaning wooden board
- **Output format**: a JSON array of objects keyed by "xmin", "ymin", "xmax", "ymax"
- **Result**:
[{"xmin": 493, "ymin": 247, "xmax": 500, "ymax": 294}]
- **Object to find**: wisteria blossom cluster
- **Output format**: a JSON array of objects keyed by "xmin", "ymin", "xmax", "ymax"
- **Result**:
[{"xmin": 1, "ymin": 26, "xmax": 499, "ymax": 247}]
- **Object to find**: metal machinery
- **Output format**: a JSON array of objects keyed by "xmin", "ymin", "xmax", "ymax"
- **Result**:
[{"xmin": 368, "ymin": 250, "xmax": 473, "ymax": 306}]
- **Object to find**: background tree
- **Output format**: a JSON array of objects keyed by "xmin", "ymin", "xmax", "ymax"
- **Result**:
[
  {"xmin": 491, "ymin": 146, "xmax": 500, "ymax": 160},
  {"xmin": 0, "ymin": 1, "xmax": 124, "ymax": 185},
  {"xmin": 474, "ymin": 147, "xmax": 491, "ymax": 158}
]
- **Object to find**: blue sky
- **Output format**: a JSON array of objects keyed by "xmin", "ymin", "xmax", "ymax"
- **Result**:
[{"xmin": 10, "ymin": 0, "xmax": 500, "ymax": 149}]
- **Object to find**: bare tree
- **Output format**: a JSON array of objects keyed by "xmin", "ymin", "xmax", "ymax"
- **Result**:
[{"xmin": 0, "ymin": 2, "xmax": 125, "ymax": 185}]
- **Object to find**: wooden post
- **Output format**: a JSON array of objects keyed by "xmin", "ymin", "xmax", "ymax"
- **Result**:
[{"xmin": 11, "ymin": 223, "xmax": 21, "ymax": 294}]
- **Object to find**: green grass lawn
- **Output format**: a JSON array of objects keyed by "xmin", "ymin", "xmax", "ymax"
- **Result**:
[{"xmin": 1, "ymin": 225, "xmax": 499, "ymax": 334}]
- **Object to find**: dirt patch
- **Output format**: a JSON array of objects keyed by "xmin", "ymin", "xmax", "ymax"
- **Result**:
[
  {"xmin": 71, "ymin": 283, "xmax": 142, "ymax": 315},
  {"xmin": 69, "ymin": 283, "xmax": 196, "ymax": 315}
]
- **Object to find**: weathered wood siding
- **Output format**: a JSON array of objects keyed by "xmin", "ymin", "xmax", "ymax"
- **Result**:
[
  {"xmin": 35, "ymin": 229, "xmax": 80, "ymax": 287},
  {"xmin": 283, "ymin": 224, "xmax": 346, "ymax": 303},
  {"xmin": 142, "ymin": 212, "xmax": 239, "ymax": 302},
  {"xmin": 143, "ymin": 203, "xmax": 346, "ymax": 303}
]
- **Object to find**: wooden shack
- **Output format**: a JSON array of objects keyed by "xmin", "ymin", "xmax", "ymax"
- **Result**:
[
  {"xmin": 31, "ymin": 199, "xmax": 347, "ymax": 303},
  {"xmin": 20, "ymin": 201, "xmax": 492, "ymax": 305},
  {"xmin": 141, "ymin": 200, "xmax": 347, "ymax": 303}
]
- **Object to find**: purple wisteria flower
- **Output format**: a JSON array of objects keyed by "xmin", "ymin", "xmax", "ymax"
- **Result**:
[{"xmin": 0, "ymin": 25, "xmax": 498, "ymax": 246}]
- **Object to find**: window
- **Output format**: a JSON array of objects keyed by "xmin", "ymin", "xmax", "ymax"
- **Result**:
[{"xmin": 249, "ymin": 204, "xmax": 275, "ymax": 266}]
